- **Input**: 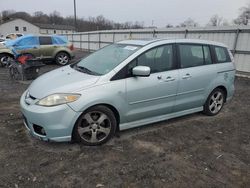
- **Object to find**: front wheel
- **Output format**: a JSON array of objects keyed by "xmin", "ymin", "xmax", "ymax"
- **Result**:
[
  {"xmin": 203, "ymin": 88, "xmax": 225, "ymax": 116},
  {"xmin": 73, "ymin": 105, "xmax": 117, "ymax": 146},
  {"xmin": 55, "ymin": 52, "xmax": 70, "ymax": 66},
  {"xmin": 0, "ymin": 54, "xmax": 13, "ymax": 67}
]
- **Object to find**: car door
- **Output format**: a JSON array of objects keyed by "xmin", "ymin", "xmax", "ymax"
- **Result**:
[
  {"xmin": 125, "ymin": 44, "xmax": 179, "ymax": 122},
  {"xmin": 38, "ymin": 36, "xmax": 54, "ymax": 58},
  {"xmin": 174, "ymin": 43, "xmax": 216, "ymax": 112},
  {"xmin": 14, "ymin": 36, "xmax": 40, "ymax": 57}
]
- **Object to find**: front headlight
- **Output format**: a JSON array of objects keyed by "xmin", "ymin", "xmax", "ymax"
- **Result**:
[{"xmin": 36, "ymin": 93, "xmax": 81, "ymax": 107}]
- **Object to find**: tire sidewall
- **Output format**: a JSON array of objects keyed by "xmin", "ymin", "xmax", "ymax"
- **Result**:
[
  {"xmin": 73, "ymin": 105, "xmax": 117, "ymax": 146},
  {"xmin": 204, "ymin": 88, "xmax": 225, "ymax": 116},
  {"xmin": 56, "ymin": 52, "xmax": 69, "ymax": 66}
]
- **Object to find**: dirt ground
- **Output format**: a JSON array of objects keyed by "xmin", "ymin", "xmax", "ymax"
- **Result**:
[{"xmin": 0, "ymin": 51, "xmax": 250, "ymax": 188}]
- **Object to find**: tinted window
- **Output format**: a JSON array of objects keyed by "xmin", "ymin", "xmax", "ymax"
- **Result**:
[
  {"xmin": 203, "ymin": 46, "xmax": 212, "ymax": 64},
  {"xmin": 137, "ymin": 45, "xmax": 173, "ymax": 73},
  {"xmin": 39, "ymin": 36, "xmax": 52, "ymax": 45},
  {"xmin": 214, "ymin": 46, "xmax": 230, "ymax": 63},
  {"xmin": 179, "ymin": 44, "xmax": 204, "ymax": 68}
]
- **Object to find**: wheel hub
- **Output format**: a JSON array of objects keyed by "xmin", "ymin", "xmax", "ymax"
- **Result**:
[{"xmin": 91, "ymin": 123, "xmax": 98, "ymax": 130}]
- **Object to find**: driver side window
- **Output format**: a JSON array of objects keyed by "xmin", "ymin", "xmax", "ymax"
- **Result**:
[
  {"xmin": 136, "ymin": 44, "xmax": 174, "ymax": 73},
  {"xmin": 111, "ymin": 44, "xmax": 174, "ymax": 81}
]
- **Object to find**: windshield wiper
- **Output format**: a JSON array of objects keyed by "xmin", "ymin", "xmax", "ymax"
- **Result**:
[{"xmin": 74, "ymin": 65, "xmax": 101, "ymax": 76}]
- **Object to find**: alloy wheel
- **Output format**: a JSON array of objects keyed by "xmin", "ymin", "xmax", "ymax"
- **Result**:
[
  {"xmin": 209, "ymin": 91, "xmax": 224, "ymax": 114},
  {"xmin": 77, "ymin": 111, "xmax": 112, "ymax": 143}
]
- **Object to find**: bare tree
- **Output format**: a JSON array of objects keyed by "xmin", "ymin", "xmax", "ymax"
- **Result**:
[
  {"xmin": 207, "ymin": 15, "xmax": 223, "ymax": 26},
  {"xmin": 234, "ymin": 4, "xmax": 250, "ymax": 25},
  {"xmin": 166, "ymin": 24, "xmax": 173, "ymax": 28},
  {"xmin": 179, "ymin": 18, "xmax": 198, "ymax": 27}
]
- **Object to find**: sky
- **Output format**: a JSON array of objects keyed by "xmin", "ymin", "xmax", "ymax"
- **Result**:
[{"xmin": 0, "ymin": 0, "xmax": 249, "ymax": 27}]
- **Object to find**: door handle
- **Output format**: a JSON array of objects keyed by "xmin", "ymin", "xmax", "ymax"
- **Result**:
[
  {"xmin": 157, "ymin": 75, "xmax": 162, "ymax": 80},
  {"xmin": 165, "ymin": 76, "xmax": 175, "ymax": 82},
  {"xmin": 182, "ymin": 73, "xmax": 192, "ymax": 79}
]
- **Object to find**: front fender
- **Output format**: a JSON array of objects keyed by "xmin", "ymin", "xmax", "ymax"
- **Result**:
[{"xmin": 67, "ymin": 80, "xmax": 127, "ymax": 123}]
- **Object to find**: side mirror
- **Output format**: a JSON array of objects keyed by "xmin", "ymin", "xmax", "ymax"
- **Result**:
[{"xmin": 132, "ymin": 66, "xmax": 150, "ymax": 77}]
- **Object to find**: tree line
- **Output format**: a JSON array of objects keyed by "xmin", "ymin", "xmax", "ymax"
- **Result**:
[
  {"xmin": 0, "ymin": 10, "xmax": 144, "ymax": 31},
  {"xmin": 0, "ymin": 3, "xmax": 250, "ymax": 30}
]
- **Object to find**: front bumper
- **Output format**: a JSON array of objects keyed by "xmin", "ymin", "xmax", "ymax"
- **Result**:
[{"xmin": 20, "ymin": 92, "xmax": 81, "ymax": 142}]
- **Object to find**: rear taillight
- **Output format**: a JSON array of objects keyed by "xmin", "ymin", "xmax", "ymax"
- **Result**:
[{"xmin": 69, "ymin": 44, "xmax": 74, "ymax": 51}]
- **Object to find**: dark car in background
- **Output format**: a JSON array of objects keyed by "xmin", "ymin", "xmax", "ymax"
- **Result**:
[{"xmin": 0, "ymin": 34, "xmax": 74, "ymax": 66}]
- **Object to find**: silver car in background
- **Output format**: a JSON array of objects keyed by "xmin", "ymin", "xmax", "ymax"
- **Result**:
[{"xmin": 20, "ymin": 38, "xmax": 235, "ymax": 145}]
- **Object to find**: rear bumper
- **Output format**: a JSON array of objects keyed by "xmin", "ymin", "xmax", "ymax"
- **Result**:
[{"xmin": 20, "ymin": 92, "xmax": 81, "ymax": 142}]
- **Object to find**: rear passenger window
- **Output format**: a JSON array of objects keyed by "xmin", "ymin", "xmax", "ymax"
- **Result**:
[
  {"xmin": 39, "ymin": 36, "xmax": 52, "ymax": 45},
  {"xmin": 203, "ymin": 46, "xmax": 212, "ymax": 65},
  {"xmin": 137, "ymin": 45, "xmax": 174, "ymax": 73},
  {"xmin": 179, "ymin": 44, "xmax": 204, "ymax": 68},
  {"xmin": 214, "ymin": 46, "xmax": 230, "ymax": 63}
]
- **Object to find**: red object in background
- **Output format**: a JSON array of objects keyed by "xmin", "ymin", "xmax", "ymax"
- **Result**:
[
  {"xmin": 17, "ymin": 55, "xmax": 33, "ymax": 64},
  {"xmin": 69, "ymin": 44, "xmax": 74, "ymax": 51}
]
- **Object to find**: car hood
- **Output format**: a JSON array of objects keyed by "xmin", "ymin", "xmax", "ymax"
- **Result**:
[{"xmin": 28, "ymin": 65, "xmax": 100, "ymax": 99}]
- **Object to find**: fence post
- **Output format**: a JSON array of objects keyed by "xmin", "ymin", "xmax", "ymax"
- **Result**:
[
  {"xmin": 153, "ymin": 30, "xmax": 156, "ymax": 38},
  {"xmin": 98, "ymin": 32, "xmax": 101, "ymax": 49},
  {"xmin": 232, "ymin": 29, "xmax": 240, "ymax": 56},
  {"xmin": 113, "ymin": 32, "xmax": 115, "ymax": 43},
  {"xmin": 129, "ymin": 31, "xmax": 132, "ymax": 39},
  {"xmin": 184, "ymin": 29, "xmax": 188, "ymax": 38},
  {"xmin": 80, "ymin": 33, "xmax": 82, "ymax": 51},
  {"xmin": 88, "ymin": 32, "xmax": 90, "ymax": 52}
]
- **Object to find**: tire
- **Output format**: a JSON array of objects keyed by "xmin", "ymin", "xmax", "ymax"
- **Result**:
[
  {"xmin": 73, "ymin": 105, "xmax": 117, "ymax": 146},
  {"xmin": 55, "ymin": 52, "xmax": 70, "ymax": 66},
  {"xmin": 203, "ymin": 88, "xmax": 225, "ymax": 116},
  {"xmin": 0, "ymin": 54, "xmax": 13, "ymax": 67}
]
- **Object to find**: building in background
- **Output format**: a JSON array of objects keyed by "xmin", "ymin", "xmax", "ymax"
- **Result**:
[{"xmin": 0, "ymin": 18, "xmax": 75, "ymax": 37}]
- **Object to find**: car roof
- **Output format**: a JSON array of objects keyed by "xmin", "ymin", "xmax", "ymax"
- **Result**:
[{"xmin": 118, "ymin": 38, "xmax": 227, "ymax": 48}]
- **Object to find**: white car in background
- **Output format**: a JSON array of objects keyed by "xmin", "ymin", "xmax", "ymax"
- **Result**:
[{"xmin": 0, "ymin": 33, "xmax": 24, "ymax": 44}]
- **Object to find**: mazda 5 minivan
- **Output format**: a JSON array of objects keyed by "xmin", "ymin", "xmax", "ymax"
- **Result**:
[{"xmin": 20, "ymin": 38, "xmax": 235, "ymax": 145}]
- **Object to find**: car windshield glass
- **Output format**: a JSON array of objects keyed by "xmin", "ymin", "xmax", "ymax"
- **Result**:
[{"xmin": 75, "ymin": 44, "xmax": 141, "ymax": 75}]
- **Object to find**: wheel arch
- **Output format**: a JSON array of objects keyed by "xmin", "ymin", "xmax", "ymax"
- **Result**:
[
  {"xmin": 71, "ymin": 103, "xmax": 121, "ymax": 140},
  {"xmin": 54, "ymin": 50, "xmax": 71, "ymax": 60},
  {"xmin": 214, "ymin": 85, "xmax": 227, "ymax": 102},
  {"xmin": 0, "ymin": 52, "xmax": 14, "ymax": 58}
]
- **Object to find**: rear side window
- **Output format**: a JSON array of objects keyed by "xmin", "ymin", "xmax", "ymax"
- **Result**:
[
  {"xmin": 214, "ymin": 46, "xmax": 230, "ymax": 63},
  {"xmin": 203, "ymin": 46, "xmax": 212, "ymax": 64},
  {"xmin": 39, "ymin": 36, "xmax": 52, "ymax": 45},
  {"xmin": 179, "ymin": 44, "xmax": 204, "ymax": 68}
]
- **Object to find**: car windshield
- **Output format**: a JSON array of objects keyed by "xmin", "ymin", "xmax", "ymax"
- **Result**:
[{"xmin": 75, "ymin": 43, "xmax": 141, "ymax": 75}]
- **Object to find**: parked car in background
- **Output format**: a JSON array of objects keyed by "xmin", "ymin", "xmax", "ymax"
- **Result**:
[
  {"xmin": 0, "ymin": 43, "xmax": 14, "ymax": 67},
  {"xmin": 0, "ymin": 33, "xmax": 24, "ymax": 45},
  {"xmin": 1, "ymin": 34, "xmax": 74, "ymax": 66},
  {"xmin": 20, "ymin": 38, "xmax": 235, "ymax": 146}
]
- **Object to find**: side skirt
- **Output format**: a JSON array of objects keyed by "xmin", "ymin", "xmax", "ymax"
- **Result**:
[{"xmin": 119, "ymin": 106, "xmax": 203, "ymax": 131}]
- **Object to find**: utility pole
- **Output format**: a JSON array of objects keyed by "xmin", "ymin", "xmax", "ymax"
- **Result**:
[{"xmin": 74, "ymin": 0, "xmax": 77, "ymax": 32}]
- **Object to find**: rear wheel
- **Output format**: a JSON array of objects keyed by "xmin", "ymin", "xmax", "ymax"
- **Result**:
[
  {"xmin": 73, "ymin": 105, "xmax": 117, "ymax": 146},
  {"xmin": 203, "ymin": 88, "xmax": 225, "ymax": 116},
  {"xmin": 55, "ymin": 52, "xmax": 70, "ymax": 65}
]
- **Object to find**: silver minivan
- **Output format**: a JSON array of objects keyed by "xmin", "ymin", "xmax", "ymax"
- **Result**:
[{"xmin": 20, "ymin": 38, "xmax": 235, "ymax": 145}]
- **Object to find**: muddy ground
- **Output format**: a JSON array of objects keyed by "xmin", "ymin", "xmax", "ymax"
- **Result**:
[{"xmin": 0, "ymin": 51, "xmax": 250, "ymax": 188}]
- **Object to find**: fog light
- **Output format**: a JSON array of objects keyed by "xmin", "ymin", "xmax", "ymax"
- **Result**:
[{"xmin": 33, "ymin": 124, "xmax": 46, "ymax": 136}]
